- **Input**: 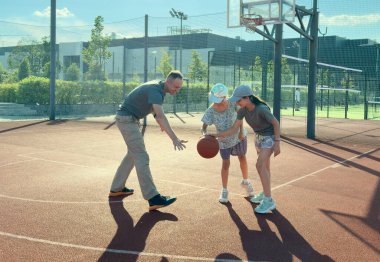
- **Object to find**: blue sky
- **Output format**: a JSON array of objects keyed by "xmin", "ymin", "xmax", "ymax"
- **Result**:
[{"xmin": 0, "ymin": 0, "xmax": 379, "ymax": 46}]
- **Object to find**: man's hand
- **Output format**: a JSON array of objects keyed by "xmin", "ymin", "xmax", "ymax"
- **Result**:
[{"xmin": 173, "ymin": 138, "xmax": 188, "ymax": 150}]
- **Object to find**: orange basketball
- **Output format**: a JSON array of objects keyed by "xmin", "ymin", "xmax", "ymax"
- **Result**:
[{"xmin": 197, "ymin": 135, "xmax": 220, "ymax": 159}]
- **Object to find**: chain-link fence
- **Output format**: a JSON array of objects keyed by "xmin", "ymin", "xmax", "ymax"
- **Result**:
[{"xmin": 0, "ymin": 1, "xmax": 379, "ymax": 124}]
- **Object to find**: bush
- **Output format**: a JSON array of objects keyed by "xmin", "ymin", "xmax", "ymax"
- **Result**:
[
  {"xmin": 56, "ymin": 80, "xmax": 82, "ymax": 104},
  {"xmin": 17, "ymin": 76, "xmax": 49, "ymax": 104},
  {"xmin": 0, "ymin": 83, "xmax": 18, "ymax": 102}
]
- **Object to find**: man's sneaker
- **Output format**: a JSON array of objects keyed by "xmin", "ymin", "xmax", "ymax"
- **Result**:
[
  {"xmin": 241, "ymin": 180, "xmax": 255, "ymax": 197},
  {"xmin": 219, "ymin": 188, "xmax": 229, "ymax": 203},
  {"xmin": 250, "ymin": 191, "xmax": 264, "ymax": 204},
  {"xmin": 109, "ymin": 187, "xmax": 134, "ymax": 197},
  {"xmin": 254, "ymin": 197, "xmax": 276, "ymax": 214},
  {"xmin": 148, "ymin": 194, "xmax": 177, "ymax": 211}
]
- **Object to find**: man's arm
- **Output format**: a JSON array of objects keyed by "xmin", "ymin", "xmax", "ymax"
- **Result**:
[{"xmin": 152, "ymin": 104, "xmax": 187, "ymax": 150}]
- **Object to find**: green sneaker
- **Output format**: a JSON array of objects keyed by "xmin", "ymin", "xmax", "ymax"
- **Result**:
[
  {"xmin": 250, "ymin": 191, "xmax": 264, "ymax": 204},
  {"xmin": 148, "ymin": 194, "xmax": 177, "ymax": 211},
  {"xmin": 109, "ymin": 187, "xmax": 134, "ymax": 197},
  {"xmin": 254, "ymin": 197, "xmax": 276, "ymax": 214}
]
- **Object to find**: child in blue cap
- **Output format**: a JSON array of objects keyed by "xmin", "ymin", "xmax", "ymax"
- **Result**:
[{"xmin": 201, "ymin": 83, "xmax": 254, "ymax": 203}]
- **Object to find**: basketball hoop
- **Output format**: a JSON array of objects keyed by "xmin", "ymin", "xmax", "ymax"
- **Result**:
[{"xmin": 240, "ymin": 15, "xmax": 264, "ymax": 33}]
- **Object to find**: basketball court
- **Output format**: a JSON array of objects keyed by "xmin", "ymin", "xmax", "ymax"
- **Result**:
[
  {"xmin": 0, "ymin": 113, "xmax": 379, "ymax": 261},
  {"xmin": 1, "ymin": 0, "xmax": 379, "ymax": 261}
]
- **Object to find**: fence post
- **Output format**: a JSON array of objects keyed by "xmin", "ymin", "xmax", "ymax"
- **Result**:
[
  {"xmin": 185, "ymin": 78, "xmax": 189, "ymax": 114},
  {"xmin": 364, "ymin": 72, "xmax": 368, "ymax": 120}
]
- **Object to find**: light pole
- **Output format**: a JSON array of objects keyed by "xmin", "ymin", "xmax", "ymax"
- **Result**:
[{"xmin": 170, "ymin": 8, "xmax": 187, "ymax": 72}]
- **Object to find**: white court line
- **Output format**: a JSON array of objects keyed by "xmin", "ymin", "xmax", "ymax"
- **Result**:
[
  {"xmin": 19, "ymin": 154, "xmax": 108, "ymax": 170},
  {"xmin": 272, "ymin": 148, "xmax": 377, "ymax": 191},
  {"xmin": 0, "ymin": 231, "xmax": 251, "ymax": 262},
  {"xmin": 1, "ymin": 149, "xmax": 376, "ymax": 203},
  {"xmin": 0, "ymin": 158, "xmax": 38, "ymax": 168},
  {"xmin": 0, "ymin": 188, "xmax": 208, "ymax": 204},
  {"xmin": 0, "ymin": 149, "xmax": 376, "ymax": 260},
  {"xmin": 158, "ymin": 179, "xmax": 246, "ymax": 197}
]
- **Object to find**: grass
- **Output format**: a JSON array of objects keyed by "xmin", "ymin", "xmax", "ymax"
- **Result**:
[{"xmin": 281, "ymin": 104, "xmax": 379, "ymax": 120}]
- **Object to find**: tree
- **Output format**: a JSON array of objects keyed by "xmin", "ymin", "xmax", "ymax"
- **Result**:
[
  {"xmin": 18, "ymin": 58, "xmax": 31, "ymax": 80},
  {"xmin": 247, "ymin": 56, "xmax": 262, "ymax": 92},
  {"xmin": 8, "ymin": 37, "xmax": 51, "ymax": 77},
  {"xmin": 0, "ymin": 63, "xmax": 8, "ymax": 83},
  {"xmin": 266, "ymin": 58, "xmax": 293, "ymax": 87},
  {"xmin": 281, "ymin": 57, "xmax": 293, "ymax": 85},
  {"xmin": 82, "ymin": 16, "xmax": 112, "ymax": 81},
  {"xmin": 64, "ymin": 63, "xmax": 80, "ymax": 81},
  {"xmin": 157, "ymin": 50, "xmax": 173, "ymax": 78},
  {"xmin": 252, "ymin": 56, "xmax": 262, "ymax": 81},
  {"xmin": 188, "ymin": 50, "xmax": 207, "ymax": 82}
]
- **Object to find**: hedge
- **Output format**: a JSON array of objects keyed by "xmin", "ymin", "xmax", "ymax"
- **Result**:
[{"xmin": 0, "ymin": 77, "xmax": 362, "ymax": 107}]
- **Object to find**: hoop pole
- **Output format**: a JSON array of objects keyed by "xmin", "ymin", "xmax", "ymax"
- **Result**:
[
  {"xmin": 307, "ymin": 0, "xmax": 319, "ymax": 139},
  {"xmin": 273, "ymin": 23, "xmax": 283, "ymax": 123}
]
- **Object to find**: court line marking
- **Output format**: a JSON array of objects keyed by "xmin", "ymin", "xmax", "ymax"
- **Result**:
[
  {"xmin": 0, "ymin": 188, "xmax": 208, "ymax": 204},
  {"xmin": 272, "ymin": 148, "xmax": 377, "ymax": 191},
  {"xmin": 0, "ymin": 148, "xmax": 376, "ymax": 203},
  {"xmin": 0, "ymin": 149, "xmax": 376, "ymax": 261},
  {"xmin": 0, "ymin": 158, "xmax": 38, "ymax": 168},
  {"xmin": 0, "ymin": 231, "xmax": 251, "ymax": 262}
]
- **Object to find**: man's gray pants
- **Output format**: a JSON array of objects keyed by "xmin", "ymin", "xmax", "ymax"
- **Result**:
[{"xmin": 110, "ymin": 115, "xmax": 159, "ymax": 200}]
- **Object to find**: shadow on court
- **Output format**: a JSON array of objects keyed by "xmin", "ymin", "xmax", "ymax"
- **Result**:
[
  {"xmin": 0, "ymin": 120, "xmax": 49, "ymax": 133},
  {"xmin": 98, "ymin": 197, "xmax": 178, "ymax": 262},
  {"xmin": 320, "ymin": 178, "xmax": 380, "ymax": 255},
  {"xmin": 224, "ymin": 202, "xmax": 333, "ymax": 262},
  {"xmin": 282, "ymin": 136, "xmax": 380, "ymax": 177}
]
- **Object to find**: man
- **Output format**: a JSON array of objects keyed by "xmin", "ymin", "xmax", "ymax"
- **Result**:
[
  {"xmin": 295, "ymin": 88, "xmax": 301, "ymax": 111},
  {"xmin": 109, "ymin": 70, "xmax": 187, "ymax": 211}
]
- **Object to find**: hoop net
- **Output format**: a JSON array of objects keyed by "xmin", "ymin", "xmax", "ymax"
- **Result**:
[{"xmin": 240, "ymin": 15, "xmax": 264, "ymax": 33}]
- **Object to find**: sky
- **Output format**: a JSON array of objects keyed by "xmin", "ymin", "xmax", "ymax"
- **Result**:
[{"xmin": 0, "ymin": 0, "xmax": 379, "ymax": 47}]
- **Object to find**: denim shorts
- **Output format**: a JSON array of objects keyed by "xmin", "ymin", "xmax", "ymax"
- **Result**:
[
  {"xmin": 254, "ymin": 134, "xmax": 275, "ymax": 149},
  {"xmin": 220, "ymin": 137, "xmax": 247, "ymax": 160}
]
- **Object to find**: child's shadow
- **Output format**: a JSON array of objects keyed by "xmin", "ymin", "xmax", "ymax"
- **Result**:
[
  {"xmin": 224, "ymin": 202, "xmax": 333, "ymax": 261},
  {"xmin": 98, "ymin": 197, "xmax": 178, "ymax": 261}
]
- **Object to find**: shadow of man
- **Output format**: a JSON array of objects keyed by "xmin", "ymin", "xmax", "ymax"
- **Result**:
[
  {"xmin": 255, "ymin": 209, "xmax": 334, "ymax": 261},
  {"xmin": 98, "ymin": 198, "xmax": 178, "ymax": 262}
]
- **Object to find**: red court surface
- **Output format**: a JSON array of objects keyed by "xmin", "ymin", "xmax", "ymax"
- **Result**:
[{"xmin": 0, "ymin": 113, "xmax": 379, "ymax": 262}]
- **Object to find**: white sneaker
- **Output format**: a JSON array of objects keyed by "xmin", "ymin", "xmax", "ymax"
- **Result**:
[
  {"xmin": 219, "ymin": 188, "xmax": 229, "ymax": 203},
  {"xmin": 241, "ymin": 180, "xmax": 255, "ymax": 197}
]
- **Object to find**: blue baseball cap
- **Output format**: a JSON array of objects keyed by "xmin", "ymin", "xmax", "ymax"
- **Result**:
[
  {"xmin": 228, "ymin": 85, "xmax": 253, "ymax": 102},
  {"xmin": 209, "ymin": 83, "xmax": 228, "ymax": 104}
]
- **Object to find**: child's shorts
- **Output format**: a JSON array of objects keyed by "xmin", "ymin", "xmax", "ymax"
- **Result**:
[
  {"xmin": 254, "ymin": 134, "xmax": 275, "ymax": 149},
  {"xmin": 220, "ymin": 137, "xmax": 247, "ymax": 160}
]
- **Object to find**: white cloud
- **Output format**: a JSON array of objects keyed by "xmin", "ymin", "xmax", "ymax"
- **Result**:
[
  {"xmin": 320, "ymin": 13, "xmax": 380, "ymax": 26},
  {"xmin": 34, "ymin": 7, "xmax": 74, "ymax": 18}
]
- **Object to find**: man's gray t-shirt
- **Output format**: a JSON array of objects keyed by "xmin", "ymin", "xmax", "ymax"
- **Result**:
[
  {"xmin": 117, "ymin": 80, "xmax": 165, "ymax": 119},
  {"xmin": 237, "ymin": 104, "xmax": 274, "ymax": 136}
]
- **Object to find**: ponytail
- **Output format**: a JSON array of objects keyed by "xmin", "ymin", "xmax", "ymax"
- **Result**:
[{"xmin": 248, "ymin": 95, "xmax": 271, "ymax": 110}]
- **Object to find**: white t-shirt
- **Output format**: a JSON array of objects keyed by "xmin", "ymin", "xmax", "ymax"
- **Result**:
[{"xmin": 202, "ymin": 100, "xmax": 245, "ymax": 149}]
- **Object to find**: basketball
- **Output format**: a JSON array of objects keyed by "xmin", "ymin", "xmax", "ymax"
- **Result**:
[{"xmin": 197, "ymin": 135, "xmax": 219, "ymax": 159}]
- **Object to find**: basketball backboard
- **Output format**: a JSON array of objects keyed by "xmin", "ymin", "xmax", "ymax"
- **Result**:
[{"xmin": 227, "ymin": 0, "xmax": 296, "ymax": 28}]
